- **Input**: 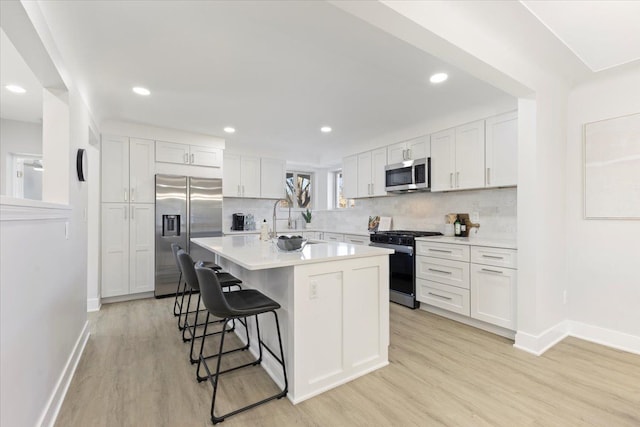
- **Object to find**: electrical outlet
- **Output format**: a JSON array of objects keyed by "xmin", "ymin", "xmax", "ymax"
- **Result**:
[
  {"xmin": 310, "ymin": 281, "xmax": 318, "ymax": 300},
  {"xmin": 471, "ymin": 212, "xmax": 480, "ymax": 223}
]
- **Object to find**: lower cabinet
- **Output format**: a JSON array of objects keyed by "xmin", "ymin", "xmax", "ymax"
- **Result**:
[
  {"xmin": 101, "ymin": 203, "xmax": 155, "ymax": 298},
  {"xmin": 323, "ymin": 232, "xmax": 344, "ymax": 242},
  {"xmin": 416, "ymin": 239, "xmax": 517, "ymax": 331},
  {"xmin": 343, "ymin": 234, "xmax": 369, "ymax": 245}
]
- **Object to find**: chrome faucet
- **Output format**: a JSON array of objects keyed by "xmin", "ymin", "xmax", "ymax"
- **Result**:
[{"xmin": 272, "ymin": 199, "xmax": 294, "ymax": 238}]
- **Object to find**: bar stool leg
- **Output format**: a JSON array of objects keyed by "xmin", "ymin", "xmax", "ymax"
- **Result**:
[{"xmin": 173, "ymin": 271, "xmax": 184, "ymax": 316}]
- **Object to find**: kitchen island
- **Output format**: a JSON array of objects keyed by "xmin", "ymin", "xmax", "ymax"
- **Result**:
[{"xmin": 191, "ymin": 235, "xmax": 392, "ymax": 404}]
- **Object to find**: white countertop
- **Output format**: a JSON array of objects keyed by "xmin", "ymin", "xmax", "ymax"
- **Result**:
[
  {"xmin": 224, "ymin": 228, "xmax": 371, "ymax": 237},
  {"xmin": 416, "ymin": 235, "xmax": 517, "ymax": 250},
  {"xmin": 192, "ymin": 235, "xmax": 393, "ymax": 270}
]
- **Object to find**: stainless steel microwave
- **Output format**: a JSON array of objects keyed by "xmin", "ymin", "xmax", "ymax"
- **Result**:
[{"xmin": 385, "ymin": 158, "xmax": 430, "ymax": 192}]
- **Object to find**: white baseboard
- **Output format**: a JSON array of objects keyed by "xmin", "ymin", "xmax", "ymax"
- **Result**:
[
  {"xmin": 569, "ymin": 321, "xmax": 640, "ymax": 356},
  {"xmin": 37, "ymin": 321, "xmax": 90, "ymax": 427},
  {"xmin": 87, "ymin": 298, "xmax": 101, "ymax": 312},
  {"xmin": 514, "ymin": 320, "xmax": 570, "ymax": 356}
]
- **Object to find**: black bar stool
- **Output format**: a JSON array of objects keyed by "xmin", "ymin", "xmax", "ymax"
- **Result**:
[
  {"xmin": 171, "ymin": 243, "xmax": 222, "ymax": 317},
  {"xmin": 194, "ymin": 266, "xmax": 288, "ymax": 424},
  {"xmin": 177, "ymin": 250, "xmax": 249, "ymax": 364},
  {"xmin": 171, "ymin": 243, "xmax": 242, "ymax": 332}
]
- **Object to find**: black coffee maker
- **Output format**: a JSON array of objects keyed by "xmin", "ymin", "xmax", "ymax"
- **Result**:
[{"xmin": 232, "ymin": 213, "xmax": 245, "ymax": 231}]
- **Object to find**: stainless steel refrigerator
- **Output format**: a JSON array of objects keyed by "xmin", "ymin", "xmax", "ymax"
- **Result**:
[{"xmin": 155, "ymin": 174, "xmax": 222, "ymax": 297}]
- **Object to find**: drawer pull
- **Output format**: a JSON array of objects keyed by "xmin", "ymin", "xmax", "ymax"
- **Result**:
[
  {"xmin": 428, "ymin": 292, "xmax": 452, "ymax": 301},
  {"xmin": 482, "ymin": 255, "xmax": 504, "ymax": 259},
  {"xmin": 428, "ymin": 268, "xmax": 452, "ymax": 275},
  {"xmin": 429, "ymin": 249, "xmax": 452, "ymax": 253},
  {"xmin": 481, "ymin": 268, "xmax": 503, "ymax": 274}
]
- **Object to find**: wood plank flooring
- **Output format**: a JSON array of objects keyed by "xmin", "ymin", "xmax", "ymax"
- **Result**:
[{"xmin": 55, "ymin": 298, "xmax": 640, "ymax": 426}]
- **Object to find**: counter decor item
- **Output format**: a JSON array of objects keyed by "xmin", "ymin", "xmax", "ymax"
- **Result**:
[
  {"xmin": 301, "ymin": 208, "xmax": 312, "ymax": 228},
  {"xmin": 260, "ymin": 220, "xmax": 269, "ymax": 240},
  {"xmin": 275, "ymin": 235, "xmax": 307, "ymax": 251},
  {"xmin": 368, "ymin": 215, "xmax": 380, "ymax": 232}
]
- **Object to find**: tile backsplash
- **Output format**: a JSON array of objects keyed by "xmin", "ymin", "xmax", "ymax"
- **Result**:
[{"xmin": 223, "ymin": 187, "xmax": 517, "ymax": 239}]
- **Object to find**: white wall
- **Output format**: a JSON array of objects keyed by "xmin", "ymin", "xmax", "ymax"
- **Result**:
[
  {"xmin": 0, "ymin": 118, "xmax": 42, "ymax": 195},
  {"xmin": 566, "ymin": 64, "xmax": 640, "ymax": 342}
]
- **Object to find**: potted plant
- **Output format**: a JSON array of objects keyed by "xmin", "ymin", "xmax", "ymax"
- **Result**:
[{"xmin": 301, "ymin": 208, "xmax": 312, "ymax": 229}]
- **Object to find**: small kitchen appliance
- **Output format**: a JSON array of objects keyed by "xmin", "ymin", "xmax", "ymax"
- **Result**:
[{"xmin": 232, "ymin": 213, "xmax": 245, "ymax": 231}]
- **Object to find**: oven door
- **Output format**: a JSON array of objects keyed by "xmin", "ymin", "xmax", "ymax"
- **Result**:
[{"xmin": 371, "ymin": 243, "xmax": 419, "ymax": 309}]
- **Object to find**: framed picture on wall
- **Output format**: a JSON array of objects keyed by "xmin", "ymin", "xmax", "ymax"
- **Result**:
[{"xmin": 584, "ymin": 112, "xmax": 640, "ymax": 219}]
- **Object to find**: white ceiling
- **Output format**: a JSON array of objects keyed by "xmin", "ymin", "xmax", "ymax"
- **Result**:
[
  {"xmin": 0, "ymin": 29, "xmax": 43, "ymax": 124},
  {"xmin": 521, "ymin": 0, "xmax": 640, "ymax": 72},
  {"xmin": 34, "ymin": 1, "xmax": 512, "ymax": 163}
]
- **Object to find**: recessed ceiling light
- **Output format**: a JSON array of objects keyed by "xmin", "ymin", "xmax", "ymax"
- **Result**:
[
  {"xmin": 132, "ymin": 86, "xmax": 150, "ymax": 96},
  {"xmin": 429, "ymin": 73, "xmax": 448, "ymax": 84},
  {"xmin": 224, "ymin": 127, "xmax": 236, "ymax": 134},
  {"xmin": 5, "ymin": 84, "xmax": 26, "ymax": 94},
  {"xmin": 320, "ymin": 126, "xmax": 332, "ymax": 133}
]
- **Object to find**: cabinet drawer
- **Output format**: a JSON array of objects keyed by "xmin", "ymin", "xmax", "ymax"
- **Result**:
[
  {"xmin": 471, "ymin": 246, "xmax": 517, "ymax": 268},
  {"xmin": 417, "ymin": 279, "xmax": 470, "ymax": 316},
  {"xmin": 415, "ymin": 241, "xmax": 470, "ymax": 262},
  {"xmin": 344, "ymin": 234, "xmax": 369, "ymax": 245},
  {"xmin": 323, "ymin": 232, "xmax": 344, "ymax": 242},
  {"xmin": 416, "ymin": 256, "xmax": 469, "ymax": 289}
]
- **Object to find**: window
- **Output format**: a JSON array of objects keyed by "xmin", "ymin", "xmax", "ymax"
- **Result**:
[
  {"xmin": 285, "ymin": 171, "xmax": 312, "ymax": 209},
  {"xmin": 333, "ymin": 170, "xmax": 354, "ymax": 209}
]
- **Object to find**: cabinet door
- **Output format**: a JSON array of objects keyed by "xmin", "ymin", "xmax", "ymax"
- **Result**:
[
  {"xmin": 129, "ymin": 204, "xmax": 155, "ymax": 294},
  {"xmin": 370, "ymin": 147, "xmax": 387, "ymax": 196},
  {"xmin": 455, "ymin": 120, "xmax": 485, "ymax": 190},
  {"xmin": 240, "ymin": 156, "xmax": 261, "ymax": 198},
  {"xmin": 344, "ymin": 234, "xmax": 369, "ymax": 245},
  {"xmin": 156, "ymin": 141, "xmax": 189, "ymax": 164},
  {"xmin": 485, "ymin": 111, "xmax": 518, "ymax": 187},
  {"xmin": 129, "ymin": 138, "xmax": 155, "ymax": 203},
  {"xmin": 190, "ymin": 146, "xmax": 222, "ymax": 168},
  {"xmin": 260, "ymin": 157, "xmax": 286, "ymax": 199},
  {"xmin": 357, "ymin": 151, "xmax": 372, "ymax": 197},
  {"xmin": 407, "ymin": 136, "xmax": 429, "ymax": 160},
  {"xmin": 342, "ymin": 154, "xmax": 358, "ymax": 199},
  {"xmin": 417, "ymin": 278, "xmax": 470, "ymax": 316},
  {"xmin": 387, "ymin": 141, "xmax": 407, "ymax": 164},
  {"xmin": 430, "ymin": 129, "xmax": 455, "ymax": 191},
  {"xmin": 223, "ymin": 153, "xmax": 242, "ymax": 197},
  {"xmin": 101, "ymin": 136, "xmax": 130, "ymax": 202},
  {"xmin": 323, "ymin": 232, "xmax": 344, "ymax": 242},
  {"xmin": 470, "ymin": 264, "xmax": 517, "ymax": 329},
  {"xmin": 101, "ymin": 203, "xmax": 129, "ymax": 297}
]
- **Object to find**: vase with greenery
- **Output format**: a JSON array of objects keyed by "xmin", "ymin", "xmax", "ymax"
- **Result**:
[{"xmin": 301, "ymin": 208, "xmax": 312, "ymax": 229}]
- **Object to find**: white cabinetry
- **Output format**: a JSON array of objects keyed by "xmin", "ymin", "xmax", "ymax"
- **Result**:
[
  {"xmin": 342, "ymin": 154, "xmax": 358, "ymax": 199},
  {"xmin": 416, "ymin": 239, "xmax": 517, "ymax": 332},
  {"xmin": 156, "ymin": 141, "xmax": 222, "ymax": 168},
  {"xmin": 101, "ymin": 203, "xmax": 155, "ymax": 297},
  {"xmin": 343, "ymin": 234, "xmax": 369, "ymax": 245},
  {"xmin": 223, "ymin": 153, "xmax": 261, "ymax": 198},
  {"xmin": 323, "ymin": 232, "xmax": 344, "ymax": 242},
  {"xmin": 260, "ymin": 157, "xmax": 286, "ymax": 199},
  {"xmin": 431, "ymin": 120, "xmax": 485, "ymax": 191},
  {"xmin": 485, "ymin": 111, "xmax": 518, "ymax": 187},
  {"xmin": 102, "ymin": 136, "xmax": 155, "ymax": 203},
  {"xmin": 356, "ymin": 147, "xmax": 387, "ymax": 197},
  {"xmin": 387, "ymin": 136, "xmax": 429, "ymax": 164},
  {"xmin": 470, "ymin": 246, "xmax": 517, "ymax": 330}
]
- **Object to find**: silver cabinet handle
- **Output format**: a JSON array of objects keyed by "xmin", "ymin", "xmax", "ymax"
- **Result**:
[
  {"xmin": 242, "ymin": 185, "xmax": 245, "ymax": 196},
  {"xmin": 191, "ymin": 153, "xmax": 195, "ymax": 164},
  {"xmin": 428, "ymin": 292, "xmax": 452, "ymax": 301},
  {"xmin": 429, "ymin": 248, "xmax": 452, "ymax": 253},
  {"xmin": 371, "ymin": 183, "xmax": 374, "ymax": 195},
  {"xmin": 237, "ymin": 184, "xmax": 241, "ymax": 196},
  {"xmin": 131, "ymin": 187, "xmax": 135, "ymax": 202},
  {"xmin": 428, "ymin": 268, "xmax": 453, "ymax": 275},
  {"xmin": 131, "ymin": 206, "xmax": 134, "ymax": 220},
  {"xmin": 456, "ymin": 171, "xmax": 460, "ymax": 188},
  {"xmin": 184, "ymin": 153, "xmax": 189, "ymax": 163},
  {"xmin": 407, "ymin": 148, "xmax": 411, "ymax": 160},
  {"xmin": 450, "ymin": 172, "xmax": 453, "ymax": 188},
  {"xmin": 124, "ymin": 189, "xmax": 128, "ymax": 202},
  {"xmin": 124, "ymin": 207, "xmax": 127, "ymax": 220},
  {"xmin": 487, "ymin": 167, "xmax": 491, "ymax": 185},
  {"xmin": 481, "ymin": 268, "xmax": 503, "ymax": 274},
  {"xmin": 482, "ymin": 255, "xmax": 504, "ymax": 259}
]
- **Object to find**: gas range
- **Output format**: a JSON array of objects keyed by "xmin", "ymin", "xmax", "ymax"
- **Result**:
[{"xmin": 370, "ymin": 230, "xmax": 442, "ymax": 247}]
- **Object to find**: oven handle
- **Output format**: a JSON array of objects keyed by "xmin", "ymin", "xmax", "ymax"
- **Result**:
[{"xmin": 369, "ymin": 242, "xmax": 414, "ymax": 255}]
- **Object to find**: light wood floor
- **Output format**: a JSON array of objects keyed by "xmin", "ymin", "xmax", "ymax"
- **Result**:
[{"xmin": 56, "ymin": 298, "xmax": 640, "ymax": 426}]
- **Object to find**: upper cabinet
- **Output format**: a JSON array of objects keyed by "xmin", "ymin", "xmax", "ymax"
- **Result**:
[
  {"xmin": 431, "ymin": 120, "xmax": 485, "ymax": 191},
  {"xmin": 260, "ymin": 157, "xmax": 287, "ymax": 199},
  {"xmin": 102, "ymin": 136, "xmax": 155, "ymax": 203},
  {"xmin": 387, "ymin": 136, "xmax": 429, "ymax": 164},
  {"xmin": 485, "ymin": 111, "xmax": 518, "ymax": 188},
  {"xmin": 356, "ymin": 147, "xmax": 387, "ymax": 198},
  {"xmin": 156, "ymin": 141, "xmax": 222, "ymax": 168}
]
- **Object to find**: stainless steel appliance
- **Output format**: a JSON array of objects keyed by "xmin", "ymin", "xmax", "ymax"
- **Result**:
[
  {"xmin": 232, "ymin": 213, "xmax": 245, "ymax": 230},
  {"xmin": 370, "ymin": 230, "xmax": 442, "ymax": 308},
  {"xmin": 155, "ymin": 174, "xmax": 223, "ymax": 297},
  {"xmin": 385, "ymin": 158, "xmax": 430, "ymax": 192}
]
